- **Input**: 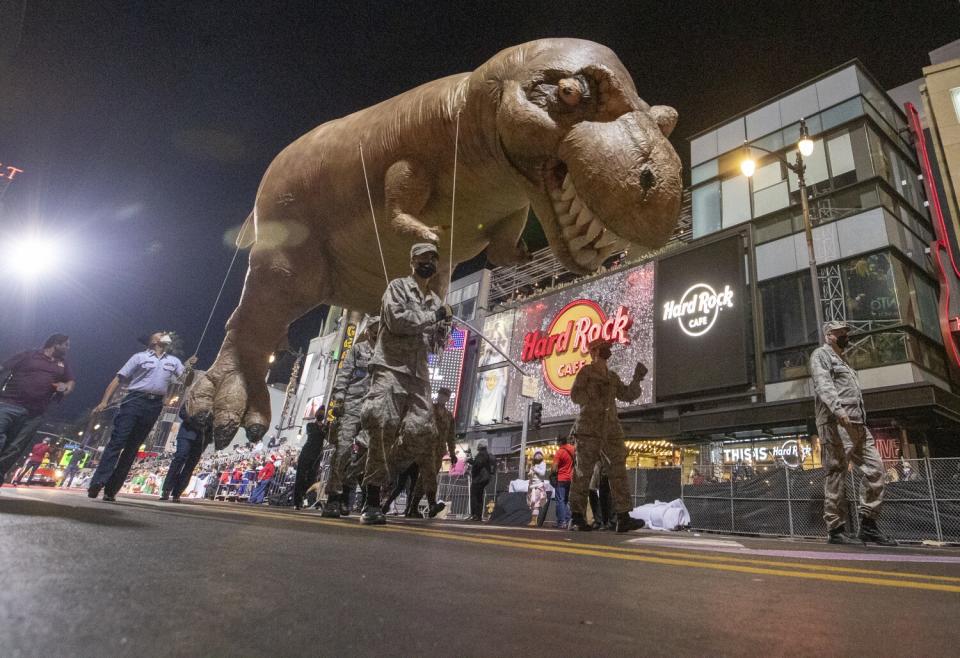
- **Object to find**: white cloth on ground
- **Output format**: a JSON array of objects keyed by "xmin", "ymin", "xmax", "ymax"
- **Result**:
[{"xmin": 628, "ymin": 498, "xmax": 691, "ymax": 531}]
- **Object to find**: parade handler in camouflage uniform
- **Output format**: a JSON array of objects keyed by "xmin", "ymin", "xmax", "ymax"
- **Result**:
[
  {"xmin": 568, "ymin": 338, "xmax": 646, "ymax": 533},
  {"xmin": 406, "ymin": 386, "xmax": 458, "ymax": 517},
  {"xmin": 810, "ymin": 320, "xmax": 896, "ymax": 546},
  {"xmin": 322, "ymin": 317, "xmax": 379, "ymax": 518},
  {"xmin": 359, "ymin": 243, "xmax": 452, "ymax": 525}
]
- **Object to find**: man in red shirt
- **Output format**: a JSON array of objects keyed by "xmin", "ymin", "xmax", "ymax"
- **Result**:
[
  {"xmin": 551, "ymin": 435, "xmax": 576, "ymax": 529},
  {"xmin": 248, "ymin": 455, "xmax": 277, "ymax": 504},
  {"xmin": 0, "ymin": 334, "xmax": 75, "ymax": 486},
  {"xmin": 16, "ymin": 438, "xmax": 51, "ymax": 485}
]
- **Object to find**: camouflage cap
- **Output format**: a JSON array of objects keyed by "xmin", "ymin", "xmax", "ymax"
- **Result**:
[
  {"xmin": 822, "ymin": 320, "xmax": 849, "ymax": 334},
  {"xmin": 410, "ymin": 243, "xmax": 439, "ymax": 258}
]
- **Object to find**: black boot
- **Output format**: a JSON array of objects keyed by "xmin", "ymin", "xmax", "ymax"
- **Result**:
[
  {"xmin": 321, "ymin": 494, "xmax": 341, "ymax": 518},
  {"xmin": 827, "ymin": 525, "xmax": 863, "ymax": 545},
  {"xmin": 427, "ymin": 494, "xmax": 445, "ymax": 519},
  {"xmin": 858, "ymin": 517, "xmax": 897, "ymax": 546},
  {"xmin": 614, "ymin": 512, "xmax": 644, "ymax": 533},
  {"xmin": 361, "ymin": 486, "xmax": 386, "ymax": 525},
  {"xmin": 339, "ymin": 487, "xmax": 352, "ymax": 517},
  {"xmin": 570, "ymin": 513, "xmax": 592, "ymax": 531}
]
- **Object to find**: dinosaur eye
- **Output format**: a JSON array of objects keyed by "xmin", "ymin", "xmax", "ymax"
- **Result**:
[{"xmin": 558, "ymin": 78, "xmax": 582, "ymax": 106}]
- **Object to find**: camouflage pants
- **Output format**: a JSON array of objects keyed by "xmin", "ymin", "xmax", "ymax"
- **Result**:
[
  {"xmin": 360, "ymin": 369, "xmax": 437, "ymax": 495},
  {"xmin": 820, "ymin": 422, "xmax": 885, "ymax": 531},
  {"xmin": 324, "ymin": 406, "xmax": 367, "ymax": 495},
  {"xmin": 569, "ymin": 433, "xmax": 632, "ymax": 516},
  {"xmin": 412, "ymin": 445, "xmax": 445, "ymax": 501}
]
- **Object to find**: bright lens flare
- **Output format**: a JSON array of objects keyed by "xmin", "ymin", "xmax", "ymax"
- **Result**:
[
  {"xmin": 740, "ymin": 157, "xmax": 757, "ymax": 178},
  {"xmin": 798, "ymin": 137, "xmax": 815, "ymax": 157},
  {"xmin": 3, "ymin": 235, "xmax": 61, "ymax": 280}
]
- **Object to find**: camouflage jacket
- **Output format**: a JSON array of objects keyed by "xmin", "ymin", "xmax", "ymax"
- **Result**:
[
  {"xmin": 332, "ymin": 340, "xmax": 374, "ymax": 403},
  {"xmin": 433, "ymin": 404, "xmax": 456, "ymax": 459},
  {"xmin": 809, "ymin": 344, "xmax": 866, "ymax": 426},
  {"xmin": 570, "ymin": 362, "xmax": 642, "ymax": 439},
  {"xmin": 370, "ymin": 275, "xmax": 448, "ymax": 382}
]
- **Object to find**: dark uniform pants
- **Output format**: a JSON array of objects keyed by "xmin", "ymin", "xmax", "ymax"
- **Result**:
[
  {"xmin": 91, "ymin": 395, "xmax": 163, "ymax": 496},
  {"xmin": 295, "ymin": 437, "xmax": 326, "ymax": 505},
  {"xmin": 162, "ymin": 436, "xmax": 205, "ymax": 498},
  {"xmin": 0, "ymin": 402, "xmax": 43, "ymax": 482}
]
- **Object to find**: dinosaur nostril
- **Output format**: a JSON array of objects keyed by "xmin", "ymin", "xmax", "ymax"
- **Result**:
[{"xmin": 639, "ymin": 168, "xmax": 656, "ymax": 191}]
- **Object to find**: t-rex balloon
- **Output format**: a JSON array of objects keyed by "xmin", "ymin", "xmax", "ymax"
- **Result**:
[{"xmin": 188, "ymin": 38, "xmax": 682, "ymax": 447}]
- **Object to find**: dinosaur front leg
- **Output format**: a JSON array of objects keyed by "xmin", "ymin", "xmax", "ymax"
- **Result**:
[
  {"xmin": 385, "ymin": 160, "xmax": 439, "ymax": 244},
  {"xmin": 187, "ymin": 255, "xmax": 319, "ymax": 448},
  {"xmin": 485, "ymin": 206, "xmax": 531, "ymax": 266}
]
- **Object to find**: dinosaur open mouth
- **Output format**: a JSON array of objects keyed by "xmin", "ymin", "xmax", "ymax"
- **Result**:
[{"xmin": 544, "ymin": 159, "xmax": 629, "ymax": 270}]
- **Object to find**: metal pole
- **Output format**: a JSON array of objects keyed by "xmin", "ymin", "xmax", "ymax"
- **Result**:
[
  {"xmin": 785, "ymin": 466, "xmax": 795, "ymax": 538},
  {"xmin": 519, "ymin": 401, "xmax": 530, "ymax": 479},
  {"xmin": 797, "ymin": 153, "xmax": 825, "ymax": 343}
]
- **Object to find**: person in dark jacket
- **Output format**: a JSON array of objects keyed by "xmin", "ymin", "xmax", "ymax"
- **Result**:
[
  {"xmin": 294, "ymin": 406, "xmax": 328, "ymax": 510},
  {"xmin": 467, "ymin": 442, "xmax": 495, "ymax": 521},
  {"xmin": 160, "ymin": 406, "xmax": 210, "ymax": 502}
]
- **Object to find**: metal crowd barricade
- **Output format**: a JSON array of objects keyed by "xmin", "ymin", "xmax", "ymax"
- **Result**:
[{"xmin": 679, "ymin": 457, "xmax": 960, "ymax": 544}]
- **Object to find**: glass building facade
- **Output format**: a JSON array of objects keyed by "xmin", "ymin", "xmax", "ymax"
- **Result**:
[{"xmin": 689, "ymin": 62, "xmax": 948, "ymax": 396}]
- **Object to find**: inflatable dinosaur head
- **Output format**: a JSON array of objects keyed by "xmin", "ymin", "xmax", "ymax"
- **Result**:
[{"xmin": 484, "ymin": 39, "xmax": 682, "ymax": 273}]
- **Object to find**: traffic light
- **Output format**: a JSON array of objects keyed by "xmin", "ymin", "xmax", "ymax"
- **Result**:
[{"xmin": 529, "ymin": 402, "xmax": 543, "ymax": 429}]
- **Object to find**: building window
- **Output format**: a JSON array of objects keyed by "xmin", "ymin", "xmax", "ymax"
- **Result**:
[
  {"xmin": 952, "ymin": 87, "xmax": 960, "ymax": 123},
  {"xmin": 721, "ymin": 175, "xmax": 751, "ymax": 228},
  {"xmin": 839, "ymin": 252, "xmax": 902, "ymax": 327},
  {"xmin": 692, "ymin": 182, "xmax": 721, "ymax": 239},
  {"xmin": 760, "ymin": 273, "xmax": 818, "ymax": 351}
]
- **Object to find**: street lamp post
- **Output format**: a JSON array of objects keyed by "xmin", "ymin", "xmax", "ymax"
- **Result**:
[{"xmin": 741, "ymin": 118, "xmax": 825, "ymax": 343}]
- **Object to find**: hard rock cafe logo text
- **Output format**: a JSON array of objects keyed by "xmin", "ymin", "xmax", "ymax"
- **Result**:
[
  {"xmin": 662, "ymin": 283, "xmax": 734, "ymax": 337},
  {"xmin": 521, "ymin": 300, "xmax": 632, "ymax": 394}
]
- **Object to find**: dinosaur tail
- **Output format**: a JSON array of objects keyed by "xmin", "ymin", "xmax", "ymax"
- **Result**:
[{"xmin": 236, "ymin": 211, "xmax": 256, "ymax": 248}]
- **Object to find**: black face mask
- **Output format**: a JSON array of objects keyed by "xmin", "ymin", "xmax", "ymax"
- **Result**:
[
  {"xmin": 835, "ymin": 335, "xmax": 850, "ymax": 349},
  {"xmin": 598, "ymin": 347, "xmax": 612, "ymax": 360},
  {"xmin": 415, "ymin": 262, "xmax": 437, "ymax": 279}
]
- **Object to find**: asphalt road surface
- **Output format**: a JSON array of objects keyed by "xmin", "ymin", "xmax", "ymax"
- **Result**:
[{"xmin": 3, "ymin": 487, "xmax": 960, "ymax": 657}]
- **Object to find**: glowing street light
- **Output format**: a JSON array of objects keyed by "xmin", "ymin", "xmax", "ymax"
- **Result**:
[
  {"xmin": 2, "ymin": 234, "xmax": 61, "ymax": 281},
  {"xmin": 93, "ymin": 423, "xmax": 101, "ymax": 430},
  {"xmin": 740, "ymin": 118, "xmax": 824, "ymax": 341}
]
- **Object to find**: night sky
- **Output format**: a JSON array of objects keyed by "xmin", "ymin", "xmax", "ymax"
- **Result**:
[{"xmin": 1, "ymin": 0, "xmax": 957, "ymax": 421}]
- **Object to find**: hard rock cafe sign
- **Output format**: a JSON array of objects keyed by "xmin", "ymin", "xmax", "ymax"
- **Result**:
[
  {"xmin": 521, "ymin": 299, "xmax": 632, "ymax": 394},
  {"xmin": 662, "ymin": 283, "xmax": 735, "ymax": 337}
]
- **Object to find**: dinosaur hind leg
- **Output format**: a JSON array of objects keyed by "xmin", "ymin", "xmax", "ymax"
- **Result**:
[{"xmin": 188, "ymin": 256, "xmax": 321, "ymax": 449}]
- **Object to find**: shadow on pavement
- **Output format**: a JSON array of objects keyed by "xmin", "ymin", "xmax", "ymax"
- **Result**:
[{"xmin": 0, "ymin": 498, "xmax": 149, "ymax": 528}]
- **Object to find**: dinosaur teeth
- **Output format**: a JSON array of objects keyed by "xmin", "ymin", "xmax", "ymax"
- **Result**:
[
  {"xmin": 568, "ymin": 197, "xmax": 584, "ymax": 218},
  {"xmin": 569, "ymin": 221, "xmax": 603, "ymax": 251},
  {"xmin": 562, "ymin": 224, "xmax": 581, "ymax": 241},
  {"xmin": 557, "ymin": 211, "xmax": 574, "ymax": 226},
  {"xmin": 595, "ymin": 243, "xmax": 620, "ymax": 264},
  {"xmin": 562, "ymin": 173, "xmax": 571, "ymax": 190},
  {"xmin": 550, "ymin": 188, "xmax": 563, "ymax": 202},
  {"xmin": 594, "ymin": 229, "xmax": 625, "ymax": 251},
  {"xmin": 575, "ymin": 206, "xmax": 593, "ymax": 229},
  {"xmin": 561, "ymin": 184, "xmax": 577, "ymax": 201},
  {"xmin": 573, "ymin": 248, "xmax": 599, "ymax": 268}
]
